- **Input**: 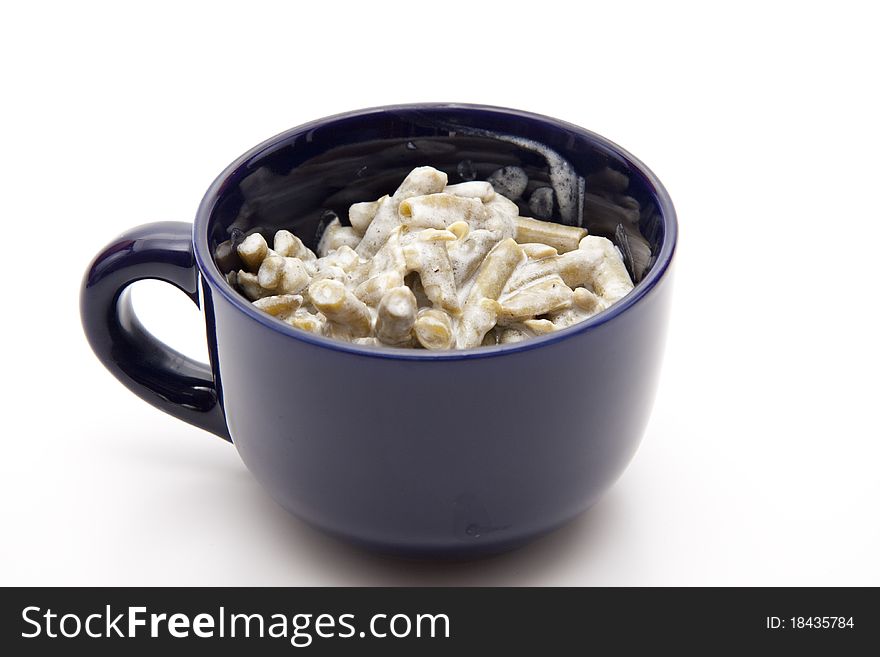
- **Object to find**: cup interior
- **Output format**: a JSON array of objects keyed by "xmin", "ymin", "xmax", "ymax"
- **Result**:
[{"xmin": 202, "ymin": 105, "xmax": 673, "ymax": 290}]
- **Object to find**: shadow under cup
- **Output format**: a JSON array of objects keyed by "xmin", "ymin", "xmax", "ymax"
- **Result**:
[{"xmin": 195, "ymin": 105, "xmax": 676, "ymax": 558}]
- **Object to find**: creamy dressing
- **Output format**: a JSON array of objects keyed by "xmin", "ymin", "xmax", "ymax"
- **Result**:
[{"xmin": 228, "ymin": 166, "xmax": 633, "ymax": 349}]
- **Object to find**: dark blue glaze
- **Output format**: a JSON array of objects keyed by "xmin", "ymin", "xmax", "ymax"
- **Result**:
[
  {"xmin": 80, "ymin": 222, "xmax": 230, "ymax": 441},
  {"xmin": 81, "ymin": 104, "xmax": 677, "ymax": 558}
]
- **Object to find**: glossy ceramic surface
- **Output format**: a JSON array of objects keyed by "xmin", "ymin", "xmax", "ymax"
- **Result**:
[{"xmin": 82, "ymin": 104, "xmax": 677, "ymax": 557}]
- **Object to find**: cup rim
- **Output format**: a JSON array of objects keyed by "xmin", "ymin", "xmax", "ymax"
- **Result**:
[{"xmin": 193, "ymin": 102, "xmax": 678, "ymax": 361}]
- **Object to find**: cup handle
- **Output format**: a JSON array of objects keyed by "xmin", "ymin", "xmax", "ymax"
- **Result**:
[{"xmin": 80, "ymin": 221, "xmax": 231, "ymax": 441}]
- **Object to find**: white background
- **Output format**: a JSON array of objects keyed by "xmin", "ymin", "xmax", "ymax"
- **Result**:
[{"xmin": 2, "ymin": 1, "xmax": 878, "ymax": 586}]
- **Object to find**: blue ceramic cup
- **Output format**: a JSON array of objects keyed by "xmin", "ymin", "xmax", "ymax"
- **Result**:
[{"xmin": 81, "ymin": 104, "xmax": 677, "ymax": 558}]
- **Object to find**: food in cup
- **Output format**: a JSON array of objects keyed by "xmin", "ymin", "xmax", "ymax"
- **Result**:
[
  {"xmin": 219, "ymin": 165, "xmax": 633, "ymax": 349},
  {"xmin": 80, "ymin": 104, "xmax": 676, "ymax": 557}
]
